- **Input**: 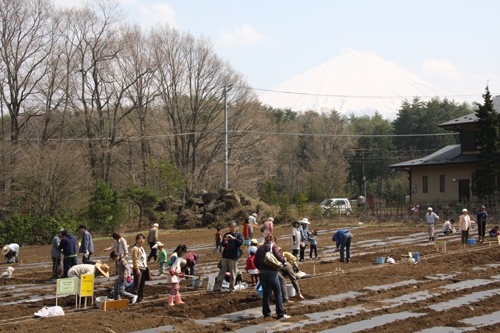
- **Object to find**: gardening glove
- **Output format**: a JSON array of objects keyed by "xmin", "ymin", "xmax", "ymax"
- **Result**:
[
  {"xmin": 170, "ymin": 270, "xmax": 175, "ymax": 276},
  {"xmin": 179, "ymin": 272, "xmax": 185, "ymax": 277},
  {"xmin": 126, "ymin": 276, "xmax": 132, "ymax": 283}
]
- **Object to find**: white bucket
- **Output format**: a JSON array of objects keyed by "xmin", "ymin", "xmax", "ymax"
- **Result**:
[{"xmin": 287, "ymin": 284, "xmax": 296, "ymax": 297}]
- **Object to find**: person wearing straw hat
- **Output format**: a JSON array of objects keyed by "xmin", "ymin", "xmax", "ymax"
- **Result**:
[
  {"xmin": 67, "ymin": 262, "xmax": 110, "ymax": 296},
  {"xmin": 2, "ymin": 243, "xmax": 19, "ymax": 263},
  {"xmin": 68, "ymin": 263, "xmax": 110, "ymax": 279}
]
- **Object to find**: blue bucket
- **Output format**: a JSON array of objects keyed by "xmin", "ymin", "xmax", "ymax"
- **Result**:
[
  {"xmin": 376, "ymin": 257, "xmax": 385, "ymax": 264},
  {"xmin": 468, "ymin": 239, "xmax": 476, "ymax": 245},
  {"xmin": 411, "ymin": 252, "xmax": 420, "ymax": 262},
  {"xmin": 257, "ymin": 286, "xmax": 263, "ymax": 297}
]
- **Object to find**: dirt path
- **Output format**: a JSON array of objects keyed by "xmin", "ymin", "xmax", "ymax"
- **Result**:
[{"xmin": 1, "ymin": 223, "xmax": 500, "ymax": 332}]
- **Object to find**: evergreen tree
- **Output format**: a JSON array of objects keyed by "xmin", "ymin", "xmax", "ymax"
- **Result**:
[
  {"xmin": 88, "ymin": 180, "xmax": 125, "ymax": 232},
  {"xmin": 473, "ymin": 86, "xmax": 499, "ymax": 198},
  {"xmin": 278, "ymin": 191, "xmax": 291, "ymax": 224},
  {"xmin": 123, "ymin": 183, "xmax": 161, "ymax": 229},
  {"xmin": 261, "ymin": 180, "xmax": 279, "ymax": 206},
  {"xmin": 296, "ymin": 192, "xmax": 309, "ymax": 217}
]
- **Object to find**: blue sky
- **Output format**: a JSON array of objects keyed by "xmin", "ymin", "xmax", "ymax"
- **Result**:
[{"xmin": 56, "ymin": 0, "xmax": 500, "ymax": 103}]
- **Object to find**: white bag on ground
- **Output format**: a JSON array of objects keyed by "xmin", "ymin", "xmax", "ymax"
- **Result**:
[{"xmin": 34, "ymin": 306, "xmax": 64, "ymax": 317}]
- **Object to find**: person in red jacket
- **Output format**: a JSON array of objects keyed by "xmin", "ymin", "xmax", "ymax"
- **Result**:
[
  {"xmin": 242, "ymin": 218, "xmax": 251, "ymax": 249},
  {"xmin": 245, "ymin": 247, "xmax": 259, "ymax": 286}
]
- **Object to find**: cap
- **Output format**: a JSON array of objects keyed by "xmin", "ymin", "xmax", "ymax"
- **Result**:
[
  {"xmin": 252, "ymin": 213, "xmax": 257, "ymax": 217},
  {"xmin": 462, "ymin": 208, "xmax": 468, "ymax": 213},
  {"xmin": 268, "ymin": 217, "xmax": 274, "ymax": 222},
  {"xmin": 427, "ymin": 207, "xmax": 432, "ymax": 211},
  {"xmin": 154, "ymin": 223, "xmax": 159, "ymax": 227}
]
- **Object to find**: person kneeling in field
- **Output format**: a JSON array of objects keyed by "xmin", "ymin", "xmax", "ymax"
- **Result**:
[
  {"xmin": 442, "ymin": 219, "xmax": 456, "ymax": 236},
  {"xmin": 489, "ymin": 225, "xmax": 500, "ymax": 238},
  {"xmin": 110, "ymin": 251, "xmax": 138, "ymax": 305},
  {"xmin": 278, "ymin": 247, "xmax": 305, "ymax": 300}
]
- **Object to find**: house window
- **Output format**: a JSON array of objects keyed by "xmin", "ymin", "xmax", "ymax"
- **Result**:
[
  {"xmin": 440, "ymin": 175, "xmax": 445, "ymax": 192},
  {"xmin": 423, "ymin": 176, "xmax": 428, "ymax": 193}
]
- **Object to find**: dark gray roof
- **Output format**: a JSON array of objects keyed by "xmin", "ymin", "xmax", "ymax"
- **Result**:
[
  {"xmin": 389, "ymin": 144, "xmax": 479, "ymax": 169},
  {"xmin": 438, "ymin": 113, "xmax": 477, "ymax": 128}
]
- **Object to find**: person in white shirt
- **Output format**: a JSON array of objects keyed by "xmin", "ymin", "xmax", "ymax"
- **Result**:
[
  {"xmin": 426, "ymin": 207, "xmax": 439, "ymax": 242},
  {"xmin": 459, "ymin": 208, "xmax": 474, "ymax": 250},
  {"xmin": 248, "ymin": 213, "xmax": 257, "ymax": 237},
  {"xmin": 442, "ymin": 219, "xmax": 456, "ymax": 235}
]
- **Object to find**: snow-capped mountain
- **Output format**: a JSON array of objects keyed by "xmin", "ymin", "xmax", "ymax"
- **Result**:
[{"xmin": 258, "ymin": 49, "xmax": 451, "ymax": 118}]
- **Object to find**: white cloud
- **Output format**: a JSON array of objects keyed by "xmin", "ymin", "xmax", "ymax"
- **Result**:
[
  {"xmin": 138, "ymin": 2, "xmax": 177, "ymax": 28},
  {"xmin": 216, "ymin": 24, "xmax": 268, "ymax": 47},
  {"xmin": 421, "ymin": 59, "xmax": 463, "ymax": 81}
]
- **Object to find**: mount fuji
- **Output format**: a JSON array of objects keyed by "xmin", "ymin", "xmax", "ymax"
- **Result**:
[{"xmin": 258, "ymin": 49, "xmax": 451, "ymax": 118}]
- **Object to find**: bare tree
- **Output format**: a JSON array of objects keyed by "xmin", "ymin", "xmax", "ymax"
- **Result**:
[
  {"xmin": 122, "ymin": 24, "xmax": 160, "ymax": 185},
  {"xmin": 0, "ymin": 0, "xmax": 58, "ymax": 146},
  {"xmin": 16, "ymin": 143, "xmax": 91, "ymax": 217},
  {"xmin": 151, "ymin": 25, "xmax": 269, "ymax": 194}
]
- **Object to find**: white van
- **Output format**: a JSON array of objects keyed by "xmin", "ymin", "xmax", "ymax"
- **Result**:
[{"xmin": 320, "ymin": 198, "xmax": 352, "ymax": 216}]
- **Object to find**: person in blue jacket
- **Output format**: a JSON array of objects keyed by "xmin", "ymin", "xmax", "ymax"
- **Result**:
[
  {"xmin": 332, "ymin": 229, "xmax": 353, "ymax": 263},
  {"xmin": 59, "ymin": 229, "xmax": 78, "ymax": 278}
]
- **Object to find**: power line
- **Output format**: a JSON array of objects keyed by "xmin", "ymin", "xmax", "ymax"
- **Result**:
[
  {"xmin": 1, "ymin": 129, "xmax": 457, "ymax": 142},
  {"xmin": 231, "ymin": 130, "xmax": 455, "ymax": 138},
  {"xmin": 248, "ymin": 86, "xmax": 495, "ymax": 99}
]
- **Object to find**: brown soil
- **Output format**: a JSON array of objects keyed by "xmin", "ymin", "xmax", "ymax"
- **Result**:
[{"xmin": 1, "ymin": 222, "xmax": 500, "ymax": 332}]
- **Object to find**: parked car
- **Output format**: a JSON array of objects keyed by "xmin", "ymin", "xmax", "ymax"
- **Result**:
[{"xmin": 320, "ymin": 198, "xmax": 352, "ymax": 216}]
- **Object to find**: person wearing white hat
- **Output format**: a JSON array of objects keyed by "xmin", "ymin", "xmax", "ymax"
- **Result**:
[
  {"xmin": 248, "ymin": 213, "xmax": 257, "ymax": 236},
  {"xmin": 2, "ymin": 243, "xmax": 19, "ymax": 263},
  {"xmin": 299, "ymin": 218, "xmax": 310, "ymax": 262},
  {"xmin": 426, "ymin": 208, "xmax": 439, "ymax": 242},
  {"xmin": 459, "ymin": 208, "xmax": 474, "ymax": 250},
  {"xmin": 147, "ymin": 223, "xmax": 160, "ymax": 262},
  {"xmin": 262, "ymin": 218, "xmax": 274, "ymax": 239}
]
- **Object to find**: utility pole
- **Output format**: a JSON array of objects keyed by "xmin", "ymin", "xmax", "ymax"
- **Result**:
[
  {"xmin": 223, "ymin": 81, "xmax": 232, "ymax": 189},
  {"xmin": 363, "ymin": 150, "xmax": 367, "ymax": 213}
]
